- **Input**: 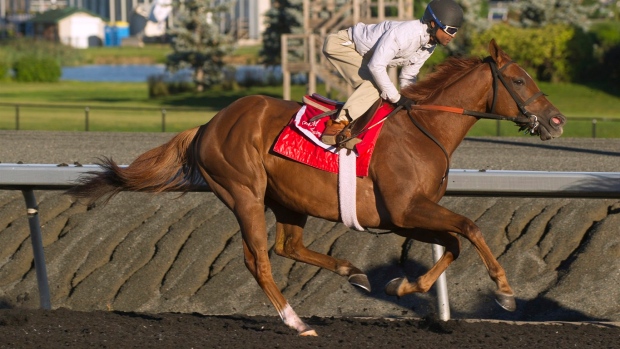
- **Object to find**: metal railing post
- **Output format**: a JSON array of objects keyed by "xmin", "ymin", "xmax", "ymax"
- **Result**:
[
  {"xmin": 161, "ymin": 108, "xmax": 166, "ymax": 132},
  {"xmin": 21, "ymin": 189, "xmax": 51, "ymax": 310},
  {"xmin": 432, "ymin": 244, "xmax": 450, "ymax": 321},
  {"xmin": 85, "ymin": 107, "xmax": 90, "ymax": 131},
  {"xmin": 592, "ymin": 119, "xmax": 597, "ymax": 138},
  {"xmin": 15, "ymin": 105, "xmax": 19, "ymax": 130}
]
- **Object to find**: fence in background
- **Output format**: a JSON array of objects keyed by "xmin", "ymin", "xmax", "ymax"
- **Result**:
[
  {"xmin": 1, "ymin": 164, "xmax": 619, "ymax": 320},
  {"xmin": 0, "ymin": 103, "xmax": 211, "ymax": 133},
  {"xmin": 2, "ymin": 103, "xmax": 619, "ymax": 137}
]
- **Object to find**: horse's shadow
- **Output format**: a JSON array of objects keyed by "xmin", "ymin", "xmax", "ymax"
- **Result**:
[
  {"xmin": 352, "ymin": 255, "xmax": 439, "ymax": 318},
  {"xmin": 357, "ymin": 255, "xmax": 609, "ymax": 323}
]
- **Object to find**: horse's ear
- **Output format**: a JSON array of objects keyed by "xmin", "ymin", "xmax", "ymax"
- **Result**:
[{"xmin": 488, "ymin": 38, "xmax": 509, "ymax": 66}]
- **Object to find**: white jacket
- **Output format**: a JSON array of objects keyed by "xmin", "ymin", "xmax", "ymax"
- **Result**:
[{"xmin": 350, "ymin": 19, "xmax": 436, "ymax": 103}]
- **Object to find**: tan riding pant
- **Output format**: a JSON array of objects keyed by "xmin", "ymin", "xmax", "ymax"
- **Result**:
[{"xmin": 322, "ymin": 29, "xmax": 381, "ymax": 122}]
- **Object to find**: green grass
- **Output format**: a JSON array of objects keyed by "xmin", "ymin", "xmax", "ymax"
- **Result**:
[
  {"xmin": 0, "ymin": 81, "xmax": 325, "ymax": 132},
  {"xmin": 77, "ymin": 43, "xmax": 262, "ymax": 65},
  {"xmin": 0, "ymin": 80, "xmax": 618, "ymax": 136},
  {"xmin": 465, "ymin": 81, "xmax": 620, "ymax": 138},
  {"xmin": 540, "ymin": 82, "xmax": 620, "ymax": 118},
  {"xmin": 79, "ymin": 44, "xmax": 171, "ymax": 65}
]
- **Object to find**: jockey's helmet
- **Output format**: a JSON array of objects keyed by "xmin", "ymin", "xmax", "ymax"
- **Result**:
[{"xmin": 422, "ymin": 0, "xmax": 464, "ymax": 38}]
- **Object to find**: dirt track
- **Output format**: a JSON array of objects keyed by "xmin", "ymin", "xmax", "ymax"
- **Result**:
[{"xmin": 0, "ymin": 131, "xmax": 619, "ymax": 346}]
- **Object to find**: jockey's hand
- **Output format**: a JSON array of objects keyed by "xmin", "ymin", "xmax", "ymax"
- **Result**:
[{"xmin": 395, "ymin": 95, "xmax": 415, "ymax": 111}]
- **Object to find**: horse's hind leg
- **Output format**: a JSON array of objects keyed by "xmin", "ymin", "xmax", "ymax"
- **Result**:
[
  {"xmin": 239, "ymin": 204, "xmax": 318, "ymax": 336},
  {"xmin": 205, "ymin": 181, "xmax": 317, "ymax": 336},
  {"xmin": 385, "ymin": 229, "xmax": 460, "ymax": 296},
  {"xmin": 270, "ymin": 202, "xmax": 371, "ymax": 291}
]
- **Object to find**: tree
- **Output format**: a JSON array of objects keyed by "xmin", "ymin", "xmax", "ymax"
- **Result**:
[
  {"xmin": 449, "ymin": 0, "xmax": 491, "ymax": 54},
  {"xmin": 509, "ymin": 0, "xmax": 598, "ymax": 28},
  {"xmin": 259, "ymin": 0, "xmax": 304, "ymax": 66},
  {"xmin": 167, "ymin": 0, "xmax": 234, "ymax": 92}
]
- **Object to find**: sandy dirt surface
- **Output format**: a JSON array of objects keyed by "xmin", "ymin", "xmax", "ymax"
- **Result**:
[{"xmin": 0, "ymin": 308, "xmax": 618, "ymax": 349}]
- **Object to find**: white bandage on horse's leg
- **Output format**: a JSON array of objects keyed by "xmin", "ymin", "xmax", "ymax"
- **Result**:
[
  {"xmin": 279, "ymin": 303, "xmax": 317, "ymax": 336},
  {"xmin": 279, "ymin": 303, "xmax": 305, "ymax": 329}
]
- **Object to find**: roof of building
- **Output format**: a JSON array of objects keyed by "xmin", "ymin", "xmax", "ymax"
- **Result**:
[{"xmin": 30, "ymin": 7, "xmax": 105, "ymax": 23}]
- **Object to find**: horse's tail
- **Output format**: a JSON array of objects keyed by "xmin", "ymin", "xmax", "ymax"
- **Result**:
[{"xmin": 67, "ymin": 126, "xmax": 207, "ymax": 203}]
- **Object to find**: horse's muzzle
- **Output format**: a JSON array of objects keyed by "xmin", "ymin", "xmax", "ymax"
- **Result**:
[{"xmin": 538, "ymin": 114, "xmax": 566, "ymax": 140}]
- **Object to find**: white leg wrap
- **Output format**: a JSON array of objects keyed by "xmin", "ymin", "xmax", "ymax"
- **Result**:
[{"xmin": 279, "ymin": 303, "xmax": 307, "ymax": 332}]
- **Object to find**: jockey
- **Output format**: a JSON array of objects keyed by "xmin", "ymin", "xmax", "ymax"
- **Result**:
[{"xmin": 321, "ymin": 0, "xmax": 464, "ymax": 145}]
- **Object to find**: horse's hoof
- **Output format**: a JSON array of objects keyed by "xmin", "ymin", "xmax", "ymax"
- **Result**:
[
  {"xmin": 495, "ymin": 291, "xmax": 517, "ymax": 312},
  {"xmin": 385, "ymin": 277, "xmax": 406, "ymax": 297},
  {"xmin": 348, "ymin": 274, "xmax": 371, "ymax": 292},
  {"xmin": 300, "ymin": 329, "xmax": 318, "ymax": 337}
]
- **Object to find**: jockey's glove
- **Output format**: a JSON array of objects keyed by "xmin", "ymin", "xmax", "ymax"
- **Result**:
[{"xmin": 395, "ymin": 95, "xmax": 415, "ymax": 111}]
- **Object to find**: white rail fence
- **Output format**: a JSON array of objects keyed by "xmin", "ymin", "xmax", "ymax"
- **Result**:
[{"xmin": 1, "ymin": 164, "xmax": 619, "ymax": 320}]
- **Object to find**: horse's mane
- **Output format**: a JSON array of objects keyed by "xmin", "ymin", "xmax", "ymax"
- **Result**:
[{"xmin": 402, "ymin": 56, "xmax": 485, "ymax": 103}]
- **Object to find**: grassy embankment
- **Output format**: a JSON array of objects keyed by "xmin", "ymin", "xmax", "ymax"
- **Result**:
[
  {"xmin": 0, "ymin": 44, "xmax": 618, "ymax": 136},
  {"xmin": 0, "ymin": 82, "xmax": 322, "ymax": 132}
]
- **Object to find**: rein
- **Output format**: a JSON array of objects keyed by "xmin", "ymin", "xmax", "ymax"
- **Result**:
[
  {"xmin": 409, "ymin": 60, "xmax": 544, "ymax": 130},
  {"xmin": 337, "ymin": 59, "xmax": 547, "ymax": 189},
  {"xmin": 384, "ymin": 60, "xmax": 546, "ymax": 189}
]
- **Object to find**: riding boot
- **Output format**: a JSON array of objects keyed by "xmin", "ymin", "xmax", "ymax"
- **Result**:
[{"xmin": 321, "ymin": 119, "xmax": 349, "ymax": 145}]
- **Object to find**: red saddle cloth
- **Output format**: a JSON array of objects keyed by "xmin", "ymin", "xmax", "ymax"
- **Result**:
[{"xmin": 273, "ymin": 94, "xmax": 394, "ymax": 177}]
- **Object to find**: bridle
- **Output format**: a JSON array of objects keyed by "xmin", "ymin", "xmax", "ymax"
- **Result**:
[
  {"xmin": 396, "ymin": 59, "xmax": 546, "ymax": 187},
  {"xmin": 408, "ymin": 59, "xmax": 545, "ymax": 134}
]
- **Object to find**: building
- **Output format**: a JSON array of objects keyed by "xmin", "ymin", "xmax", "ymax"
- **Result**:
[
  {"xmin": 30, "ymin": 7, "xmax": 105, "ymax": 48},
  {"xmin": 1, "ymin": 0, "xmax": 271, "ymax": 45},
  {"xmin": 488, "ymin": 0, "xmax": 516, "ymax": 21},
  {"xmin": 222, "ymin": 0, "xmax": 270, "ymax": 45}
]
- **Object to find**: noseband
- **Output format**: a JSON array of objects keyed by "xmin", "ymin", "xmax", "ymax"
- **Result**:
[{"xmin": 488, "ymin": 60, "xmax": 544, "ymax": 134}]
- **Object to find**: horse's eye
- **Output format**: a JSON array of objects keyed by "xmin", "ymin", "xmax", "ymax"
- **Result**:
[{"xmin": 513, "ymin": 79, "xmax": 525, "ymax": 86}]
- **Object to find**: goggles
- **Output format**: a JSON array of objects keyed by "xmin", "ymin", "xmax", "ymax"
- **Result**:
[{"xmin": 427, "ymin": 6, "xmax": 459, "ymax": 37}]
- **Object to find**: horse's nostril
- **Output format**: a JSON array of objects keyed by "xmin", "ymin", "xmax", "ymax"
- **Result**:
[{"xmin": 551, "ymin": 116, "xmax": 564, "ymax": 125}]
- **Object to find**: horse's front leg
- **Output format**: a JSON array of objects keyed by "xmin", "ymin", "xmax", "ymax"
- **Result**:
[
  {"xmin": 385, "ymin": 228, "xmax": 460, "ymax": 296},
  {"xmin": 388, "ymin": 197, "xmax": 516, "ymax": 311},
  {"xmin": 270, "ymin": 202, "xmax": 371, "ymax": 292}
]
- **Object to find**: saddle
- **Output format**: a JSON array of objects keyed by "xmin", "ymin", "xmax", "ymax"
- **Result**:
[{"xmin": 306, "ymin": 94, "xmax": 383, "ymax": 150}]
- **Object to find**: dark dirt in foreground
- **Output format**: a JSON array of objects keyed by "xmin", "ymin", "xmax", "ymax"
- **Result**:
[{"xmin": 0, "ymin": 308, "xmax": 618, "ymax": 349}]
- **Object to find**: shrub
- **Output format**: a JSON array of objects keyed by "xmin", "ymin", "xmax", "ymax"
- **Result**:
[
  {"xmin": 588, "ymin": 21, "xmax": 620, "ymax": 83},
  {"xmin": 0, "ymin": 60, "xmax": 9, "ymax": 81},
  {"xmin": 147, "ymin": 74, "xmax": 170, "ymax": 98},
  {"xmin": 589, "ymin": 21, "xmax": 620, "ymax": 51},
  {"xmin": 13, "ymin": 56, "xmax": 62, "ymax": 82},
  {"xmin": 167, "ymin": 81, "xmax": 194, "ymax": 94},
  {"xmin": 1, "ymin": 38, "xmax": 84, "ymax": 67},
  {"xmin": 602, "ymin": 45, "xmax": 620, "ymax": 83},
  {"xmin": 220, "ymin": 67, "xmax": 239, "ymax": 91},
  {"xmin": 469, "ymin": 23, "xmax": 593, "ymax": 83},
  {"xmin": 147, "ymin": 73, "xmax": 195, "ymax": 98}
]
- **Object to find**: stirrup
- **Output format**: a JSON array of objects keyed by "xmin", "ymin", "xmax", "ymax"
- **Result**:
[{"xmin": 321, "ymin": 120, "xmax": 348, "ymax": 145}]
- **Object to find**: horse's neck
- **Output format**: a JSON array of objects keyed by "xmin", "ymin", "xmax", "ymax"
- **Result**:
[{"xmin": 420, "ymin": 66, "xmax": 490, "ymax": 155}]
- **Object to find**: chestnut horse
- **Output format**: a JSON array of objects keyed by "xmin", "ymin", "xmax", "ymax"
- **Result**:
[{"xmin": 69, "ymin": 40, "xmax": 565, "ymax": 336}]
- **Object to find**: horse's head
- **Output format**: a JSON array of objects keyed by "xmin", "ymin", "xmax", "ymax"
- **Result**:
[{"xmin": 487, "ymin": 39, "xmax": 566, "ymax": 140}]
